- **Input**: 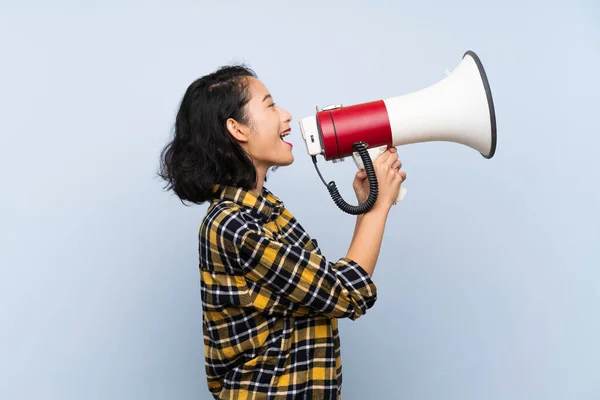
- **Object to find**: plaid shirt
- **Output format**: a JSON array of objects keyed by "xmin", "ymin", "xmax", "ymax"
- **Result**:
[{"xmin": 198, "ymin": 185, "xmax": 378, "ymax": 399}]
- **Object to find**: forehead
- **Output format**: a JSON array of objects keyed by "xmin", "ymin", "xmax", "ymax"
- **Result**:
[{"xmin": 246, "ymin": 77, "xmax": 270, "ymax": 100}]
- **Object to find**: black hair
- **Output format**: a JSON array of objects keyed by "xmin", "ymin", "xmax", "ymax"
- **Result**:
[{"xmin": 158, "ymin": 64, "xmax": 258, "ymax": 205}]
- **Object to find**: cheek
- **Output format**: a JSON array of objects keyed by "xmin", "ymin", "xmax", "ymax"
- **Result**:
[{"xmin": 248, "ymin": 111, "xmax": 279, "ymax": 140}]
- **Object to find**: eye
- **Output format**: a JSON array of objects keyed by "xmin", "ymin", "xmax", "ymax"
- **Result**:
[{"xmin": 269, "ymin": 102, "xmax": 276, "ymax": 108}]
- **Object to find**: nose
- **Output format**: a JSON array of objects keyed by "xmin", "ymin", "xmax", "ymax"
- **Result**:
[{"xmin": 280, "ymin": 107, "xmax": 292, "ymax": 123}]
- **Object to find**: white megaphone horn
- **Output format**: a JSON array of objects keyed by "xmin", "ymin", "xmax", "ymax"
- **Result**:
[{"xmin": 299, "ymin": 50, "xmax": 497, "ymax": 215}]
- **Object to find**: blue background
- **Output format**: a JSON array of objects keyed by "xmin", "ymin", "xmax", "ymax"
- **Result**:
[{"xmin": 1, "ymin": 1, "xmax": 599, "ymax": 399}]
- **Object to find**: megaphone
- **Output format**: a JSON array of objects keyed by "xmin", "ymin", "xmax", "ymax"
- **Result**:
[{"xmin": 299, "ymin": 50, "xmax": 497, "ymax": 215}]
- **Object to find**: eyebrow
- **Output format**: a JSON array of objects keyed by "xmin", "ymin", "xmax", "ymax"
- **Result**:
[{"xmin": 262, "ymin": 94, "xmax": 272, "ymax": 103}]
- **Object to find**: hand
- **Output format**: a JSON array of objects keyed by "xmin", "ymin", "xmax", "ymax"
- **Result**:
[{"xmin": 352, "ymin": 147, "xmax": 406, "ymax": 210}]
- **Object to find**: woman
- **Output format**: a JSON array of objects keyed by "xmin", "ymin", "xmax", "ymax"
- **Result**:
[{"xmin": 159, "ymin": 65, "xmax": 406, "ymax": 399}]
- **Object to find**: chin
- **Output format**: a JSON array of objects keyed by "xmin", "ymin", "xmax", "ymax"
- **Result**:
[
  {"xmin": 275, "ymin": 157, "xmax": 294, "ymax": 167},
  {"xmin": 282, "ymin": 151, "xmax": 295, "ymax": 163},
  {"xmin": 279, "ymin": 160, "xmax": 294, "ymax": 167}
]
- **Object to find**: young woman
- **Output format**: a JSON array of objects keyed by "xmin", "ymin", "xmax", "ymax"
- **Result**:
[{"xmin": 159, "ymin": 65, "xmax": 406, "ymax": 399}]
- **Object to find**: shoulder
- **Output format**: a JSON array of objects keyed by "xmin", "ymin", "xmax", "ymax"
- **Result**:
[{"xmin": 200, "ymin": 200, "xmax": 261, "ymax": 243}]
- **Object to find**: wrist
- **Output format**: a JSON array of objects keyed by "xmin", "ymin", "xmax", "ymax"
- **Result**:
[
  {"xmin": 363, "ymin": 205, "xmax": 390, "ymax": 222},
  {"xmin": 370, "ymin": 202, "xmax": 391, "ymax": 216}
]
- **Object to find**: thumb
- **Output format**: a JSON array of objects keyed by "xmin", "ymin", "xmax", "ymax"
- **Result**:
[{"xmin": 355, "ymin": 169, "xmax": 367, "ymax": 179}]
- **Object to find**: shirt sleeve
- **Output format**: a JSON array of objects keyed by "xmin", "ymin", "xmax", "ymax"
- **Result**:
[{"xmin": 220, "ymin": 211, "xmax": 378, "ymax": 320}]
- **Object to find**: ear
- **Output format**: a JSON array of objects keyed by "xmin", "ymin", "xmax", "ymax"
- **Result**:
[{"xmin": 226, "ymin": 118, "xmax": 250, "ymax": 143}]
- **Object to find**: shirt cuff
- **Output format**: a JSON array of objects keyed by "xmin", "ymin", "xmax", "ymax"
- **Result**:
[{"xmin": 333, "ymin": 257, "xmax": 378, "ymax": 317}]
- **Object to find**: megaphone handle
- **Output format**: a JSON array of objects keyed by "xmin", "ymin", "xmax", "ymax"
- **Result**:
[
  {"xmin": 352, "ymin": 145, "xmax": 407, "ymax": 204},
  {"xmin": 312, "ymin": 142, "xmax": 380, "ymax": 215}
]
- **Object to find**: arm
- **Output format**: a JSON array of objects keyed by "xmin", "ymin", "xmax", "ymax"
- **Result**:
[
  {"xmin": 223, "ymin": 212, "xmax": 377, "ymax": 321},
  {"xmin": 350, "ymin": 214, "xmax": 364, "ymax": 247},
  {"xmin": 349, "ymin": 147, "xmax": 406, "ymax": 278},
  {"xmin": 346, "ymin": 207, "xmax": 389, "ymax": 278}
]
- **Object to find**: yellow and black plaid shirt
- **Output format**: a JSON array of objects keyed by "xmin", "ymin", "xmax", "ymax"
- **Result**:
[{"xmin": 199, "ymin": 185, "xmax": 378, "ymax": 399}]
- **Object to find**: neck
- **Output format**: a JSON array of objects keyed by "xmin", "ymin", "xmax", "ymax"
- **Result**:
[{"xmin": 251, "ymin": 164, "xmax": 269, "ymax": 196}]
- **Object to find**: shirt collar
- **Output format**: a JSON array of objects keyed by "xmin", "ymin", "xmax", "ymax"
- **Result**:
[{"xmin": 212, "ymin": 184, "xmax": 285, "ymax": 222}]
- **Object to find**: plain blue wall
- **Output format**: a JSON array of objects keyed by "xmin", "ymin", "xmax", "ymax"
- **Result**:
[{"xmin": 1, "ymin": 1, "xmax": 599, "ymax": 399}]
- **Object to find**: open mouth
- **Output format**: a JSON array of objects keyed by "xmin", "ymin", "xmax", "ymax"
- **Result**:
[{"xmin": 280, "ymin": 130, "xmax": 293, "ymax": 147}]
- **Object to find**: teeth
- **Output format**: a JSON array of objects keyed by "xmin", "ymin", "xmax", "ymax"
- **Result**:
[{"xmin": 280, "ymin": 131, "xmax": 290, "ymax": 138}]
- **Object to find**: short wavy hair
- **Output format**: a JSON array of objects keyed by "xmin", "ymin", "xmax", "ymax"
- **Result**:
[{"xmin": 158, "ymin": 65, "xmax": 258, "ymax": 204}]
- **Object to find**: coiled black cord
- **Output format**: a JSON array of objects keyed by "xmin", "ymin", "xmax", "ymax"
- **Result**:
[{"xmin": 311, "ymin": 142, "xmax": 378, "ymax": 215}]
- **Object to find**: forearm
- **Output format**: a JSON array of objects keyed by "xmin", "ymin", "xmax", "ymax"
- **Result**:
[
  {"xmin": 350, "ymin": 214, "xmax": 364, "ymax": 245},
  {"xmin": 345, "ymin": 206, "xmax": 389, "ymax": 278}
]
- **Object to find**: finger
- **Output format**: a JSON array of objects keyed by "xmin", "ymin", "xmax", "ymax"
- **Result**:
[
  {"xmin": 375, "ymin": 149, "xmax": 391, "ymax": 165},
  {"xmin": 382, "ymin": 150, "xmax": 398, "ymax": 168},
  {"xmin": 353, "ymin": 170, "xmax": 367, "ymax": 188},
  {"xmin": 391, "ymin": 160, "xmax": 402, "ymax": 170}
]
